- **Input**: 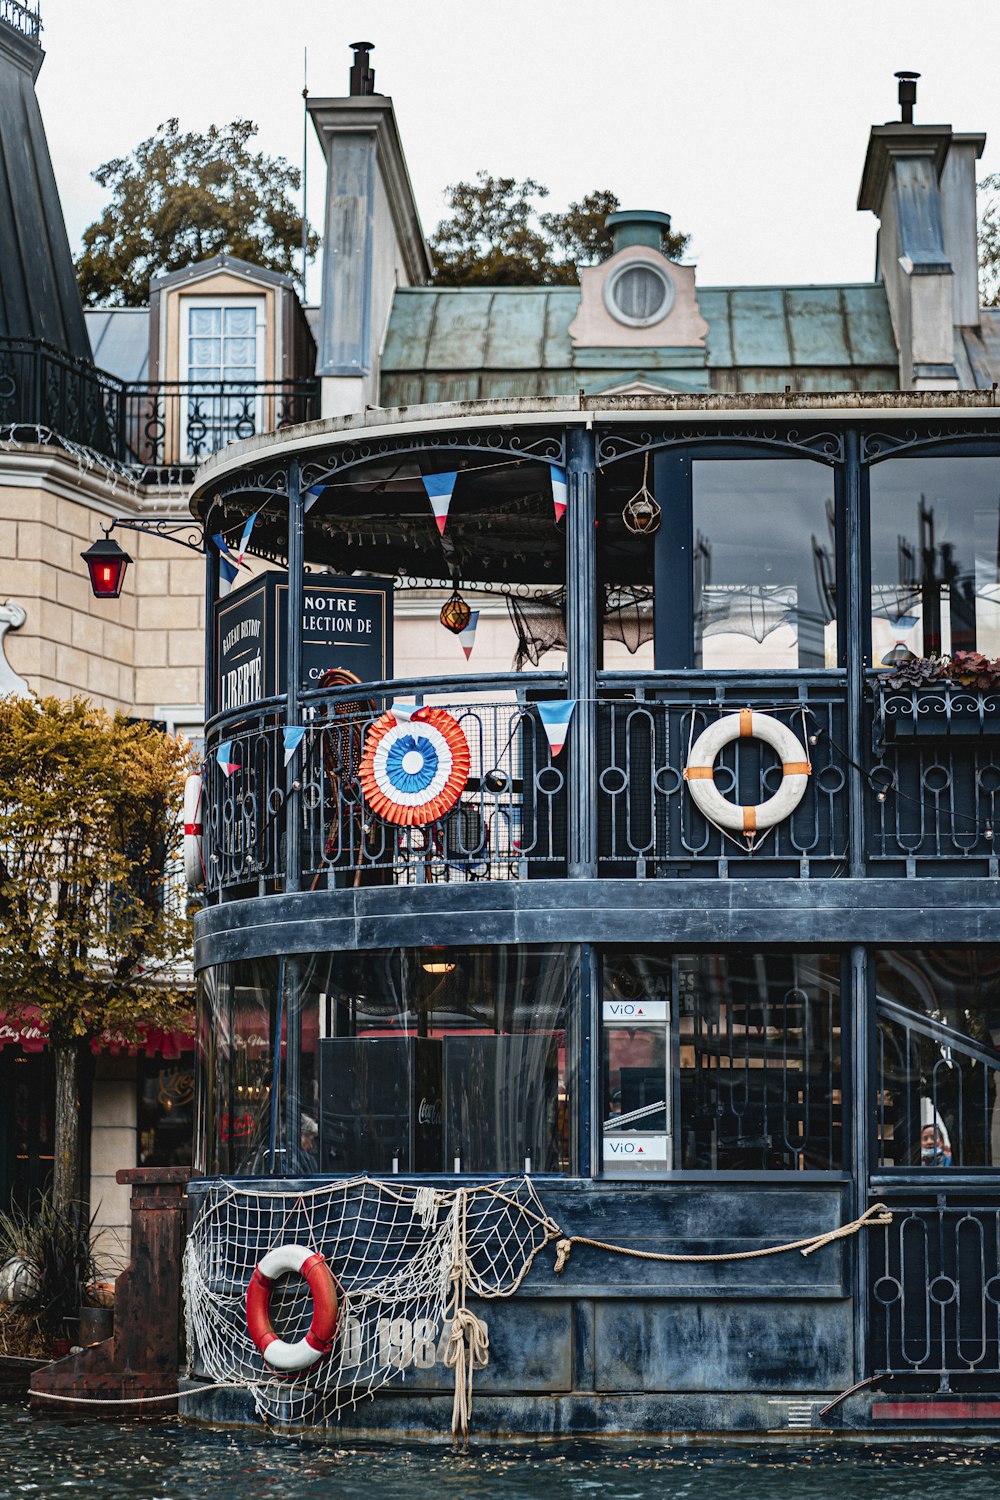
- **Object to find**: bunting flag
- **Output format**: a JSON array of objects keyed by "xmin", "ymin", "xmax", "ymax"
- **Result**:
[
  {"xmin": 216, "ymin": 741, "xmax": 240, "ymax": 777},
  {"xmin": 283, "ymin": 726, "xmax": 306, "ymax": 766},
  {"xmin": 305, "ymin": 485, "xmax": 324, "ymax": 514},
  {"xmin": 458, "ymin": 609, "xmax": 480, "ymax": 661},
  {"xmin": 422, "ymin": 473, "xmax": 457, "ymax": 535},
  {"xmin": 237, "ymin": 511, "xmax": 259, "ymax": 564},
  {"xmin": 390, "ymin": 700, "xmax": 420, "ymax": 725},
  {"xmin": 550, "ymin": 465, "xmax": 568, "ymax": 523},
  {"xmin": 213, "ymin": 532, "xmax": 239, "ymax": 566},
  {"xmin": 218, "ymin": 555, "xmax": 239, "ymax": 597},
  {"xmin": 537, "ymin": 699, "xmax": 577, "ymax": 757}
]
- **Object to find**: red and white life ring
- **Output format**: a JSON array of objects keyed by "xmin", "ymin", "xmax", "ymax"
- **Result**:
[
  {"xmin": 682, "ymin": 709, "xmax": 811, "ymax": 835},
  {"xmin": 183, "ymin": 773, "xmax": 204, "ymax": 890},
  {"xmin": 245, "ymin": 1244, "xmax": 341, "ymax": 1372}
]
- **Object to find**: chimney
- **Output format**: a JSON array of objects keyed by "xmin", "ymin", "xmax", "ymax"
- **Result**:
[
  {"xmin": 349, "ymin": 41, "xmax": 375, "ymax": 96},
  {"xmin": 858, "ymin": 72, "xmax": 984, "ymax": 388},
  {"xmin": 605, "ymin": 210, "xmax": 672, "ymax": 258}
]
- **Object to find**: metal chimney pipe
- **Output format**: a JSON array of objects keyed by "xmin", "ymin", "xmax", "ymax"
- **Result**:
[
  {"xmin": 895, "ymin": 70, "xmax": 920, "ymax": 125},
  {"xmin": 349, "ymin": 41, "xmax": 376, "ymax": 96}
]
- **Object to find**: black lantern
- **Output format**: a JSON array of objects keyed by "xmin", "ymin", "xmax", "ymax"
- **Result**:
[
  {"xmin": 81, "ymin": 534, "xmax": 132, "ymax": 599},
  {"xmin": 439, "ymin": 586, "xmax": 472, "ymax": 635}
]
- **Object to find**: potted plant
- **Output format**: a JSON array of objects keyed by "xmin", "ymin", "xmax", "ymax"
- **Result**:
[
  {"xmin": 875, "ymin": 650, "xmax": 1000, "ymax": 738},
  {"xmin": 0, "ymin": 1192, "xmax": 108, "ymax": 1358}
]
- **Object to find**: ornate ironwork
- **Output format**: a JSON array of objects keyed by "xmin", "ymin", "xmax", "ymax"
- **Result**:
[
  {"xmin": 0, "ymin": 336, "xmax": 123, "ymax": 459},
  {"xmin": 597, "ymin": 425, "xmax": 845, "ymax": 466},
  {"xmin": 861, "ymin": 424, "xmax": 1000, "ymax": 464},
  {"xmin": 296, "ymin": 426, "xmax": 566, "ymax": 492},
  {"xmin": 111, "ymin": 515, "xmax": 206, "ymax": 555},
  {"xmin": 0, "ymin": 0, "xmax": 40, "ymax": 41}
]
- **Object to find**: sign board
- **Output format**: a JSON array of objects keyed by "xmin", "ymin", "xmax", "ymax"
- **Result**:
[
  {"xmin": 213, "ymin": 571, "xmax": 393, "ymax": 714},
  {"xmin": 602, "ymin": 1000, "xmax": 669, "ymax": 1024},
  {"xmin": 602, "ymin": 1134, "xmax": 670, "ymax": 1163}
]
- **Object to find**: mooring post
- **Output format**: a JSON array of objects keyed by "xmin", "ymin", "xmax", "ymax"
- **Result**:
[{"xmin": 29, "ymin": 1166, "xmax": 192, "ymax": 1413}]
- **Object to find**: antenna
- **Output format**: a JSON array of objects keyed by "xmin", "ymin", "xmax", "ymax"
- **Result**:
[{"xmin": 301, "ymin": 46, "xmax": 309, "ymax": 298}]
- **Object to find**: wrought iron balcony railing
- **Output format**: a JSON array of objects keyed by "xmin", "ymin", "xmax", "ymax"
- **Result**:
[
  {"xmin": 0, "ymin": 335, "xmax": 319, "ymax": 478},
  {"xmin": 0, "ymin": 0, "xmax": 41, "ymax": 42}
]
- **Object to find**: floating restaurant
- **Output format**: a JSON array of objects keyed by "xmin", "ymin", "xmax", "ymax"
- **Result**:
[{"xmin": 165, "ymin": 58, "xmax": 1000, "ymax": 1442}]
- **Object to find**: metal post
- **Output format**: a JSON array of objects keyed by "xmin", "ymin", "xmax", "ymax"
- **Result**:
[
  {"xmin": 566, "ymin": 424, "xmax": 597, "ymax": 877},
  {"xmin": 849, "ymin": 942, "xmax": 872, "ymax": 1382},
  {"xmin": 844, "ymin": 428, "xmax": 867, "ymax": 879},
  {"xmin": 283, "ymin": 463, "xmax": 305, "ymax": 1167},
  {"xmin": 203, "ymin": 509, "xmax": 218, "ymax": 720}
]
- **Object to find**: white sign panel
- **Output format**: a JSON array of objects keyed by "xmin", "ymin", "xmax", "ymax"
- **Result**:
[
  {"xmin": 602, "ymin": 1000, "xmax": 668, "ymax": 1023},
  {"xmin": 602, "ymin": 1134, "xmax": 670, "ymax": 1163}
]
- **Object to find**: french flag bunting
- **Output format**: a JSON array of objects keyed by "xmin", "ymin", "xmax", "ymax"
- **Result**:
[
  {"xmin": 237, "ymin": 511, "xmax": 259, "ymax": 564},
  {"xmin": 216, "ymin": 741, "xmax": 240, "ymax": 777},
  {"xmin": 213, "ymin": 532, "xmax": 239, "ymax": 565},
  {"xmin": 391, "ymin": 700, "xmax": 420, "ymax": 725},
  {"xmin": 458, "ymin": 609, "xmax": 480, "ymax": 661},
  {"xmin": 550, "ymin": 465, "xmax": 568, "ymax": 523},
  {"xmin": 304, "ymin": 485, "xmax": 324, "ymax": 514},
  {"xmin": 422, "ymin": 473, "xmax": 457, "ymax": 535},
  {"xmin": 218, "ymin": 555, "xmax": 239, "ymax": 597},
  {"xmin": 537, "ymin": 699, "xmax": 576, "ymax": 757},
  {"xmin": 283, "ymin": 726, "xmax": 306, "ymax": 766}
]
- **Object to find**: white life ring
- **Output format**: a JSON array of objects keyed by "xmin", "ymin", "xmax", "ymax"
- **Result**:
[
  {"xmin": 245, "ymin": 1243, "xmax": 340, "ymax": 1373},
  {"xmin": 683, "ymin": 709, "xmax": 811, "ymax": 835},
  {"xmin": 183, "ymin": 773, "xmax": 204, "ymax": 889}
]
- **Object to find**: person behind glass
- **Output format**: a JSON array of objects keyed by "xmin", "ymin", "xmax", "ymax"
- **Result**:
[
  {"xmin": 300, "ymin": 1114, "xmax": 319, "ymax": 1172},
  {"xmin": 921, "ymin": 1115, "xmax": 952, "ymax": 1167}
]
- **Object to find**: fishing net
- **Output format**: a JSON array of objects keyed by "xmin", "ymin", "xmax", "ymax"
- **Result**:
[{"xmin": 182, "ymin": 1176, "xmax": 560, "ymax": 1430}]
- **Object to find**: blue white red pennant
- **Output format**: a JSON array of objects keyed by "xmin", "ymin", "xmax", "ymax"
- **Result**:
[
  {"xmin": 304, "ymin": 485, "xmax": 324, "ymax": 514},
  {"xmin": 537, "ymin": 699, "xmax": 576, "ymax": 756},
  {"xmin": 282, "ymin": 726, "xmax": 306, "ymax": 766},
  {"xmin": 422, "ymin": 473, "xmax": 458, "ymax": 535},
  {"xmin": 218, "ymin": 556, "xmax": 239, "ymax": 596},
  {"xmin": 216, "ymin": 741, "xmax": 240, "ymax": 777},
  {"xmin": 237, "ymin": 512, "xmax": 259, "ymax": 564},
  {"xmin": 360, "ymin": 707, "xmax": 471, "ymax": 826},
  {"xmin": 550, "ymin": 465, "xmax": 568, "ymax": 523},
  {"xmin": 458, "ymin": 609, "xmax": 479, "ymax": 661}
]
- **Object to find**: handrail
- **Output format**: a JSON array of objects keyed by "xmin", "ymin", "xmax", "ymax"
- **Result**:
[{"xmin": 877, "ymin": 995, "xmax": 1000, "ymax": 1072}]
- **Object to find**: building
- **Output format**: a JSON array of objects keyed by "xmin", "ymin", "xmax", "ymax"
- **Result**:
[{"xmin": 5, "ymin": 7, "xmax": 1000, "ymax": 1434}]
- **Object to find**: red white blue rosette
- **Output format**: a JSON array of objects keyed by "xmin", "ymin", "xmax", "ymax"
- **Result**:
[{"xmin": 359, "ymin": 707, "xmax": 471, "ymax": 826}]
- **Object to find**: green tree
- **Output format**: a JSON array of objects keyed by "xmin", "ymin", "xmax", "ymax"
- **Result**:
[
  {"xmin": 76, "ymin": 118, "xmax": 319, "ymax": 307},
  {"xmin": 0, "ymin": 698, "xmax": 192, "ymax": 1211},
  {"xmin": 429, "ymin": 174, "xmax": 690, "ymax": 286},
  {"xmin": 979, "ymin": 173, "xmax": 1000, "ymax": 307}
]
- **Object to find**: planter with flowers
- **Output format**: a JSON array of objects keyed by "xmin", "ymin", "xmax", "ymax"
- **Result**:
[{"xmin": 875, "ymin": 651, "xmax": 1000, "ymax": 742}]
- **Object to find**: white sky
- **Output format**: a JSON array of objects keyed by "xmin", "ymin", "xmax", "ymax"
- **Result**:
[{"xmin": 35, "ymin": 0, "xmax": 1000, "ymax": 303}]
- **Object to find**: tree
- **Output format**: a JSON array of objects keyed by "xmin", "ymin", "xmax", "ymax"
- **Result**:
[
  {"xmin": 76, "ymin": 118, "xmax": 319, "ymax": 307},
  {"xmin": 979, "ymin": 173, "xmax": 1000, "ymax": 307},
  {"xmin": 0, "ymin": 698, "xmax": 192, "ymax": 1211},
  {"xmin": 429, "ymin": 174, "xmax": 690, "ymax": 286}
]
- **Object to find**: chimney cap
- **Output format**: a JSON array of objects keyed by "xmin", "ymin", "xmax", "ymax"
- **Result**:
[
  {"xmin": 895, "ymin": 69, "xmax": 920, "ymax": 124},
  {"xmin": 605, "ymin": 210, "xmax": 672, "ymax": 256}
]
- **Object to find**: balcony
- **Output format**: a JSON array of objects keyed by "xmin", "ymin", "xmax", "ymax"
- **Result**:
[{"xmin": 0, "ymin": 335, "xmax": 319, "ymax": 480}]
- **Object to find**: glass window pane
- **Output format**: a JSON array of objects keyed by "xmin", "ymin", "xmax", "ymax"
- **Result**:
[
  {"xmin": 692, "ymin": 460, "xmax": 837, "ymax": 669},
  {"xmin": 869, "ymin": 457, "xmax": 1000, "ymax": 662},
  {"xmin": 222, "ymin": 338, "xmax": 256, "ymax": 369},
  {"xmin": 189, "ymin": 307, "xmax": 220, "ymax": 337},
  {"xmin": 601, "ymin": 949, "xmax": 843, "ymax": 1172},
  {"xmin": 224, "ymin": 306, "xmax": 256, "ymax": 336},
  {"xmin": 876, "ymin": 948, "xmax": 1000, "ymax": 1168},
  {"xmin": 188, "ymin": 338, "xmax": 220, "ymax": 368}
]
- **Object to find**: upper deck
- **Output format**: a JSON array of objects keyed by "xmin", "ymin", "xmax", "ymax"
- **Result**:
[{"xmin": 189, "ymin": 393, "xmax": 1000, "ymax": 952}]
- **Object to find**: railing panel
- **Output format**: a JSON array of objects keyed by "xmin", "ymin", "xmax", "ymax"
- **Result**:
[
  {"xmin": 870, "ymin": 1196, "xmax": 1000, "ymax": 1389},
  {"xmin": 597, "ymin": 677, "xmax": 849, "ymax": 878}
]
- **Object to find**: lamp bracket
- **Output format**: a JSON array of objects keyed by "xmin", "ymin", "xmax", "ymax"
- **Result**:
[{"xmin": 109, "ymin": 516, "xmax": 206, "ymax": 555}]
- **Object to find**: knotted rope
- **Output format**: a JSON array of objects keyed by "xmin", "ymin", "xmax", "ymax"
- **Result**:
[{"xmin": 552, "ymin": 1202, "xmax": 892, "ymax": 1274}]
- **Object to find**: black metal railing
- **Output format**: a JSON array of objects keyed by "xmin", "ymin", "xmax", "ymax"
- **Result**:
[
  {"xmin": 0, "ymin": 336, "xmax": 319, "ymax": 477},
  {"xmin": 597, "ymin": 673, "xmax": 849, "ymax": 878},
  {"xmin": 0, "ymin": 0, "xmax": 40, "ymax": 42},
  {"xmin": 870, "ymin": 1193, "xmax": 1000, "ymax": 1389},
  {"xmin": 868, "ymin": 680, "xmax": 1000, "ymax": 877}
]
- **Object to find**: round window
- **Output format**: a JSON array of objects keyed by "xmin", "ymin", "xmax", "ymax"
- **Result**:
[{"xmin": 604, "ymin": 262, "xmax": 674, "ymax": 328}]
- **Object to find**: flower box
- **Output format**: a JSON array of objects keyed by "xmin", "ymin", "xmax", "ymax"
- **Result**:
[{"xmin": 877, "ymin": 684, "xmax": 1000, "ymax": 739}]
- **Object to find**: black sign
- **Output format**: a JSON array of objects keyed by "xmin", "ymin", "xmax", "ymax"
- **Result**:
[{"xmin": 214, "ymin": 572, "xmax": 393, "ymax": 714}]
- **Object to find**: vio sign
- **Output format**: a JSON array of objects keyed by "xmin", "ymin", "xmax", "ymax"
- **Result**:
[
  {"xmin": 602, "ymin": 1135, "xmax": 669, "ymax": 1162},
  {"xmin": 602, "ymin": 1000, "xmax": 668, "ymax": 1023}
]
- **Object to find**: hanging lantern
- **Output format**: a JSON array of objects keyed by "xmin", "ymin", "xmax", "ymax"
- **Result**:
[
  {"xmin": 439, "ymin": 586, "xmax": 472, "ymax": 635},
  {"xmin": 81, "ymin": 534, "xmax": 132, "ymax": 599},
  {"xmin": 881, "ymin": 640, "xmax": 917, "ymax": 667},
  {"xmin": 621, "ymin": 452, "xmax": 661, "ymax": 536}
]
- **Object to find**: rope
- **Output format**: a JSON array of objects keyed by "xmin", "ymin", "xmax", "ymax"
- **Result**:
[
  {"xmin": 443, "ymin": 1306, "xmax": 489, "ymax": 1451},
  {"xmin": 551, "ymin": 1202, "xmax": 892, "ymax": 1274},
  {"xmin": 29, "ymin": 1381, "xmax": 244, "ymax": 1407}
]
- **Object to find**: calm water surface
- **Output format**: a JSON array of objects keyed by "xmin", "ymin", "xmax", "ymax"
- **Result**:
[{"xmin": 3, "ymin": 1408, "xmax": 1000, "ymax": 1500}]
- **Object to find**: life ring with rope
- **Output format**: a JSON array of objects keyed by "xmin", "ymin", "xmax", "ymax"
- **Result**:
[
  {"xmin": 183, "ymin": 773, "xmax": 204, "ymax": 890},
  {"xmin": 245, "ymin": 1244, "xmax": 341, "ymax": 1372},
  {"xmin": 682, "ymin": 708, "xmax": 811, "ymax": 835}
]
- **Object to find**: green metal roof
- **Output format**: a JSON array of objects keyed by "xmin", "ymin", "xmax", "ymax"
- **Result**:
[{"xmin": 379, "ymin": 282, "xmax": 900, "ymax": 405}]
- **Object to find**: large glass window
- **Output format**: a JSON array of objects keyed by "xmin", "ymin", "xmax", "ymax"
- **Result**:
[
  {"xmin": 692, "ymin": 460, "xmax": 837, "ymax": 670},
  {"xmin": 182, "ymin": 299, "xmax": 264, "ymax": 459},
  {"xmin": 602, "ymin": 949, "xmax": 843, "ymax": 1172},
  {"xmin": 869, "ymin": 457, "xmax": 1000, "ymax": 663},
  {"xmin": 196, "ymin": 945, "xmax": 576, "ymax": 1177},
  {"xmin": 876, "ymin": 948, "xmax": 1000, "ymax": 1169}
]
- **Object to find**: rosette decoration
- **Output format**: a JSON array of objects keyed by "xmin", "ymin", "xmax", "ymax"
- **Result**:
[{"xmin": 359, "ymin": 707, "xmax": 471, "ymax": 826}]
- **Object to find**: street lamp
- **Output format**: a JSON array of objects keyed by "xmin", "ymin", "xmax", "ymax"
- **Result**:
[{"xmin": 80, "ymin": 532, "xmax": 133, "ymax": 599}]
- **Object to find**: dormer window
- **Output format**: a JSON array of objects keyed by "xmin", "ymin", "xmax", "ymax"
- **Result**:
[
  {"xmin": 182, "ymin": 297, "xmax": 264, "ymax": 458},
  {"xmin": 604, "ymin": 260, "xmax": 675, "ymax": 328}
]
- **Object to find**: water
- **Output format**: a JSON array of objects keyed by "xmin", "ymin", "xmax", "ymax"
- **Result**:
[{"xmin": 2, "ymin": 1409, "xmax": 999, "ymax": 1500}]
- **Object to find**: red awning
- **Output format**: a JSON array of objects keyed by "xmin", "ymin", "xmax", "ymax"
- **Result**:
[{"xmin": 0, "ymin": 1011, "xmax": 193, "ymax": 1057}]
